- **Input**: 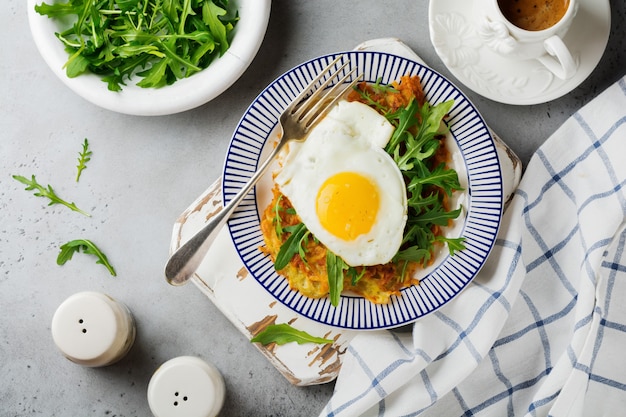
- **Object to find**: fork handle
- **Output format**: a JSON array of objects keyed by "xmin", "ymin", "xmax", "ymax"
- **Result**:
[{"xmin": 164, "ymin": 139, "xmax": 285, "ymax": 286}]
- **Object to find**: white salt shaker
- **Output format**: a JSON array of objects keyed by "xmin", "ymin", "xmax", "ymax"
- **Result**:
[
  {"xmin": 147, "ymin": 356, "xmax": 225, "ymax": 417},
  {"xmin": 51, "ymin": 291, "xmax": 136, "ymax": 367}
]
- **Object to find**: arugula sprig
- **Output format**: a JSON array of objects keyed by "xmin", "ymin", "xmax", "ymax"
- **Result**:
[
  {"xmin": 386, "ymin": 99, "xmax": 455, "ymax": 166},
  {"xmin": 407, "ymin": 161, "xmax": 463, "ymax": 200},
  {"xmin": 326, "ymin": 251, "xmax": 345, "ymax": 307},
  {"xmin": 12, "ymin": 174, "xmax": 90, "ymax": 217},
  {"xmin": 251, "ymin": 323, "xmax": 333, "ymax": 346},
  {"xmin": 57, "ymin": 239, "xmax": 117, "ymax": 276},
  {"xmin": 35, "ymin": 0, "xmax": 239, "ymax": 91},
  {"xmin": 354, "ymin": 77, "xmax": 399, "ymax": 114},
  {"xmin": 273, "ymin": 195, "xmax": 298, "ymax": 239},
  {"xmin": 324, "ymin": 252, "xmax": 366, "ymax": 306},
  {"xmin": 75, "ymin": 138, "xmax": 92, "ymax": 182},
  {"xmin": 274, "ymin": 223, "xmax": 309, "ymax": 270}
]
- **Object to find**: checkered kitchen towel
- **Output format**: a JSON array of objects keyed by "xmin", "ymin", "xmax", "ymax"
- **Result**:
[{"xmin": 321, "ymin": 76, "xmax": 626, "ymax": 417}]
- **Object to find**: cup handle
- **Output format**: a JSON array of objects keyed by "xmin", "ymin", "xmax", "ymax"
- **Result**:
[{"xmin": 537, "ymin": 36, "xmax": 577, "ymax": 80}]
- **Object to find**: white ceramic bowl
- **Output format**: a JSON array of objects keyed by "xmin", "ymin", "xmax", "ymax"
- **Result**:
[{"xmin": 27, "ymin": 0, "xmax": 271, "ymax": 116}]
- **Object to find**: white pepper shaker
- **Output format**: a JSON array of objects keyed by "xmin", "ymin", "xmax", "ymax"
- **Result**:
[
  {"xmin": 51, "ymin": 291, "xmax": 136, "ymax": 367},
  {"xmin": 147, "ymin": 356, "xmax": 225, "ymax": 417}
]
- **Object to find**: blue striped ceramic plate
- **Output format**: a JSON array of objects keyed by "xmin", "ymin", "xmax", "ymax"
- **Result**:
[{"xmin": 222, "ymin": 51, "xmax": 503, "ymax": 330}]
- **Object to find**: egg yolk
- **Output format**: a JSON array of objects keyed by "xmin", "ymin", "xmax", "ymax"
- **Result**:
[{"xmin": 316, "ymin": 172, "xmax": 380, "ymax": 241}]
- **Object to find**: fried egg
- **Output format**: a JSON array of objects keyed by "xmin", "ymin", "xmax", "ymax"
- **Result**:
[{"xmin": 275, "ymin": 100, "xmax": 407, "ymax": 266}]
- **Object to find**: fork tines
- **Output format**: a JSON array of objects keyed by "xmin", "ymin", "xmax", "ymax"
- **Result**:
[{"xmin": 292, "ymin": 56, "xmax": 363, "ymax": 132}]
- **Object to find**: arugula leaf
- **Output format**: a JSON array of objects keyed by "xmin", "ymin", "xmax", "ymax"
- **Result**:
[
  {"xmin": 326, "ymin": 251, "xmax": 346, "ymax": 307},
  {"xmin": 423, "ymin": 100, "xmax": 455, "ymax": 138},
  {"xmin": 57, "ymin": 239, "xmax": 117, "ymax": 276},
  {"xmin": 394, "ymin": 246, "xmax": 432, "ymax": 265},
  {"xmin": 273, "ymin": 195, "xmax": 294, "ymax": 239},
  {"xmin": 35, "ymin": 0, "xmax": 239, "ymax": 91},
  {"xmin": 33, "ymin": 2, "xmax": 78, "ymax": 16},
  {"xmin": 251, "ymin": 323, "xmax": 333, "ymax": 346},
  {"xmin": 370, "ymin": 77, "xmax": 399, "ymax": 95},
  {"xmin": 274, "ymin": 223, "xmax": 309, "ymax": 270},
  {"xmin": 273, "ymin": 196, "xmax": 284, "ymax": 238},
  {"xmin": 75, "ymin": 138, "xmax": 92, "ymax": 182},
  {"xmin": 386, "ymin": 99, "xmax": 421, "ymax": 153},
  {"xmin": 412, "ymin": 206, "xmax": 463, "ymax": 227},
  {"xmin": 407, "ymin": 192, "xmax": 440, "ymax": 211},
  {"xmin": 12, "ymin": 174, "xmax": 90, "ymax": 217},
  {"xmin": 407, "ymin": 162, "xmax": 462, "ymax": 198},
  {"xmin": 136, "ymin": 57, "xmax": 170, "ymax": 88},
  {"xmin": 436, "ymin": 236, "xmax": 467, "ymax": 255},
  {"xmin": 204, "ymin": 0, "xmax": 229, "ymax": 55},
  {"xmin": 347, "ymin": 265, "xmax": 366, "ymax": 286},
  {"xmin": 64, "ymin": 47, "xmax": 91, "ymax": 78},
  {"xmin": 354, "ymin": 77, "xmax": 399, "ymax": 113},
  {"xmin": 389, "ymin": 100, "xmax": 455, "ymax": 171}
]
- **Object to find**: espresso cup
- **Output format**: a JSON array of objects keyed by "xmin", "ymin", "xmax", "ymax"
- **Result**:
[{"xmin": 476, "ymin": 0, "xmax": 579, "ymax": 80}]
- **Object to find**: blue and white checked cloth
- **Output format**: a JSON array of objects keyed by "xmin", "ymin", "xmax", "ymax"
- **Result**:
[{"xmin": 321, "ymin": 76, "xmax": 626, "ymax": 417}]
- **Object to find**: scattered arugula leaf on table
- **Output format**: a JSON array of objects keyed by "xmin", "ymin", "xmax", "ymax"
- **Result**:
[
  {"xmin": 75, "ymin": 138, "xmax": 92, "ymax": 182},
  {"xmin": 34, "ymin": 0, "xmax": 239, "ymax": 91},
  {"xmin": 12, "ymin": 174, "xmax": 90, "ymax": 217},
  {"xmin": 57, "ymin": 239, "xmax": 117, "ymax": 276},
  {"xmin": 251, "ymin": 323, "xmax": 333, "ymax": 346},
  {"xmin": 14, "ymin": 138, "xmax": 120, "ymax": 276}
]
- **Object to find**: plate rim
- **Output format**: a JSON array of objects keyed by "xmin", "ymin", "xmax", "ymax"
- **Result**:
[{"xmin": 222, "ymin": 50, "xmax": 504, "ymax": 330}]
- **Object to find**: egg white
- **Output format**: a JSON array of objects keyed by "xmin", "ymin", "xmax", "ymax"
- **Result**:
[{"xmin": 275, "ymin": 101, "xmax": 407, "ymax": 266}]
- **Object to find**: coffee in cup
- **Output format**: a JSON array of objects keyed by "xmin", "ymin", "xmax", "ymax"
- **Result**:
[
  {"xmin": 476, "ymin": 0, "xmax": 578, "ymax": 79},
  {"xmin": 498, "ymin": 0, "xmax": 570, "ymax": 31}
]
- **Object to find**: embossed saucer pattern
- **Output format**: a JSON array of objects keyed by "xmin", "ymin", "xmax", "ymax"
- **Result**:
[{"xmin": 428, "ymin": 0, "xmax": 610, "ymax": 105}]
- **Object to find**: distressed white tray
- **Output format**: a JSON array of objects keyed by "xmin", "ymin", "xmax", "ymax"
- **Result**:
[{"xmin": 169, "ymin": 38, "xmax": 522, "ymax": 386}]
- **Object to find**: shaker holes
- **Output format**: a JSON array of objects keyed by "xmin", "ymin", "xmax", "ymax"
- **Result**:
[{"xmin": 173, "ymin": 392, "xmax": 189, "ymax": 406}]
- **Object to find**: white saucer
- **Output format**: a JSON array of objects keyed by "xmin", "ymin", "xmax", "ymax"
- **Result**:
[{"xmin": 428, "ymin": 0, "xmax": 611, "ymax": 105}]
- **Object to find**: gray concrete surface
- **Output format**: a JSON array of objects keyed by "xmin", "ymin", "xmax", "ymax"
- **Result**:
[{"xmin": 1, "ymin": 0, "xmax": 624, "ymax": 416}]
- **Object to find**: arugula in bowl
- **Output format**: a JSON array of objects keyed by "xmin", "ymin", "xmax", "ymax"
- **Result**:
[{"xmin": 34, "ymin": 0, "xmax": 239, "ymax": 91}]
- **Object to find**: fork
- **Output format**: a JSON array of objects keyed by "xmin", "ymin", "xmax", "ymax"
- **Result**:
[{"xmin": 165, "ymin": 56, "xmax": 361, "ymax": 286}]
